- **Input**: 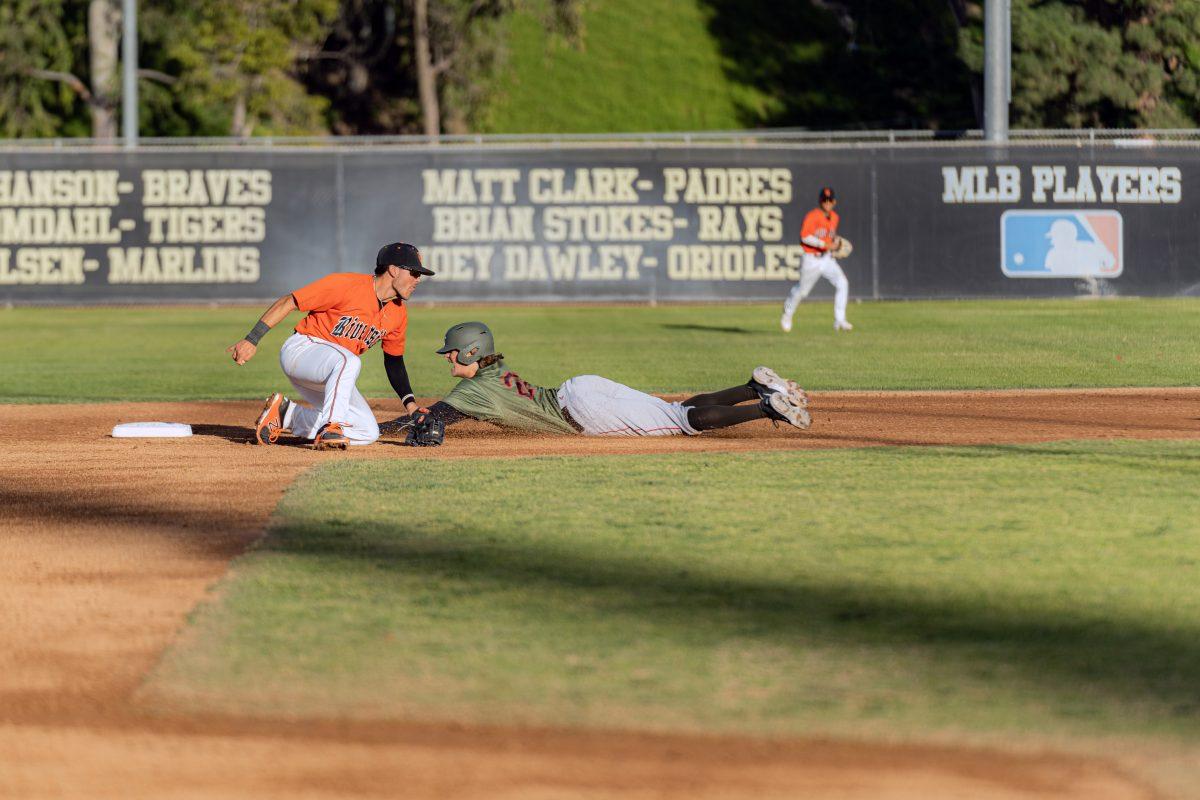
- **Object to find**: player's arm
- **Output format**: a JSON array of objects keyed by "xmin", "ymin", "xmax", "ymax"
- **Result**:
[
  {"xmin": 799, "ymin": 212, "xmax": 830, "ymax": 251},
  {"xmin": 384, "ymin": 379, "xmax": 497, "ymax": 442},
  {"xmin": 379, "ymin": 401, "xmax": 468, "ymax": 434},
  {"xmin": 383, "ymin": 353, "xmax": 421, "ymax": 414},
  {"xmin": 226, "ymin": 293, "xmax": 298, "ymax": 365},
  {"xmin": 424, "ymin": 401, "xmax": 468, "ymax": 426}
]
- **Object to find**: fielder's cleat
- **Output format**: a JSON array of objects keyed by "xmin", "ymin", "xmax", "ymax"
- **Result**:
[
  {"xmin": 762, "ymin": 391, "xmax": 812, "ymax": 430},
  {"xmin": 834, "ymin": 320, "xmax": 854, "ymax": 331},
  {"xmin": 313, "ymin": 422, "xmax": 350, "ymax": 450},
  {"xmin": 254, "ymin": 392, "xmax": 291, "ymax": 445},
  {"xmin": 780, "ymin": 313, "xmax": 793, "ymax": 333},
  {"xmin": 750, "ymin": 366, "xmax": 809, "ymax": 408}
]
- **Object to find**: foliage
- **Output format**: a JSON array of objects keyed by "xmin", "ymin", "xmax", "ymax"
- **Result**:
[
  {"xmin": 427, "ymin": 0, "xmax": 580, "ymax": 132},
  {"xmin": 2, "ymin": 0, "xmax": 1199, "ymax": 137},
  {"xmin": 699, "ymin": 0, "xmax": 978, "ymax": 130},
  {"xmin": 834, "ymin": 0, "xmax": 980, "ymax": 129},
  {"xmin": 959, "ymin": 0, "xmax": 1200, "ymax": 128},
  {"xmin": 0, "ymin": 0, "xmax": 90, "ymax": 137},
  {"xmin": 297, "ymin": 1, "xmax": 417, "ymax": 134},
  {"xmin": 489, "ymin": 0, "xmax": 1200, "ymax": 132},
  {"xmin": 162, "ymin": 0, "xmax": 339, "ymax": 135},
  {"xmin": 429, "ymin": 0, "xmax": 515, "ymax": 133},
  {"xmin": 301, "ymin": 0, "xmax": 578, "ymax": 135}
]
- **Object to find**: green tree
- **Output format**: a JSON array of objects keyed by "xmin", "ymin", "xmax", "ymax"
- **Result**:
[
  {"xmin": 959, "ymin": 0, "xmax": 1200, "ymax": 128},
  {"xmin": 163, "ymin": 0, "xmax": 339, "ymax": 136},
  {"xmin": 0, "ymin": 0, "xmax": 94, "ymax": 137},
  {"xmin": 302, "ymin": 0, "xmax": 579, "ymax": 135},
  {"xmin": 0, "ymin": 0, "xmax": 207, "ymax": 139}
]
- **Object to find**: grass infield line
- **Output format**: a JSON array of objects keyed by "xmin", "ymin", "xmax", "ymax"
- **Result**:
[{"xmin": 142, "ymin": 440, "xmax": 1200, "ymax": 746}]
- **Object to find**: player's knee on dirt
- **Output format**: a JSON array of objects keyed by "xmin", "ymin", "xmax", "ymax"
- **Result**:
[{"xmin": 350, "ymin": 415, "xmax": 380, "ymax": 445}]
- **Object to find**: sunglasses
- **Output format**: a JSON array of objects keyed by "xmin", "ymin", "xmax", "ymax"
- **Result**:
[{"xmin": 402, "ymin": 268, "xmax": 425, "ymax": 278}]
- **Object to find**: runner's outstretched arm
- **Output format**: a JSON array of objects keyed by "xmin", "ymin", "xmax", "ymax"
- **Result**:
[{"xmin": 378, "ymin": 400, "xmax": 467, "ymax": 435}]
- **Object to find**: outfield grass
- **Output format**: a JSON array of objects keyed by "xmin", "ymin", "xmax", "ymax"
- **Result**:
[
  {"xmin": 2, "ymin": 299, "xmax": 1198, "ymax": 402},
  {"xmin": 146, "ymin": 440, "xmax": 1200, "ymax": 741}
]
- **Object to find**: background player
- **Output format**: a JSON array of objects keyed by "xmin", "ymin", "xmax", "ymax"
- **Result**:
[
  {"xmin": 781, "ymin": 186, "xmax": 853, "ymax": 332},
  {"xmin": 226, "ymin": 242, "xmax": 434, "ymax": 449},
  {"xmin": 384, "ymin": 321, "xmax": 812, "ymax": 445}
]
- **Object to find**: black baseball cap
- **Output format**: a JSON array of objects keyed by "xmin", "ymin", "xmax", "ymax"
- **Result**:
[
  {"xmin": 375, "ymin": 242, "xmax": 434, "ymax": 276},
  {"xmin": 818, "ymin": 186, "xmax": 836, "ymax": 202}
]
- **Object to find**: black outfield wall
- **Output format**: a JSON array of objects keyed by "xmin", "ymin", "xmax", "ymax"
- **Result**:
[{"xmin": 1, "ymin": 143, "xmax": 1194, "ymax": 302}]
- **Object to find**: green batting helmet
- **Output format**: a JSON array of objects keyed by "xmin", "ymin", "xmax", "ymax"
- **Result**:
[{"xmin": 437, "ymin": 321, "xmax": 495, "ymax": 366}]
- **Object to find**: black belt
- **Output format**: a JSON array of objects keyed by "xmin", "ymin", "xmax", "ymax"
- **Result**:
[{"xmin": 561, "ymin": 406, "xmax": 584, "ymax": 433}]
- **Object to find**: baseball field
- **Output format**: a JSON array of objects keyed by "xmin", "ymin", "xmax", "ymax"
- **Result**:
[{"xmin": 3, "ymin": 298, "xmax": 1200, "ymax": 799}]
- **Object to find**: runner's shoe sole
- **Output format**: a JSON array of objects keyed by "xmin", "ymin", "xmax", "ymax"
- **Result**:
[
  {"xmin": 752, "ymin": 366, "xmax": 809, "ymax": 408},
  {"xmin": 766, "ymin": 392, "xmax": 812, "ymax": 430}
]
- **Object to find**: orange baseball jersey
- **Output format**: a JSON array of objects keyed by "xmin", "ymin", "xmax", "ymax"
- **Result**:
[
  {"xmin": 800, "ymin": 208, "xmax": 839, "ymax": 254},
  {"xmin": 291, "ymin": 273, "xmax": 408, "ymax": 356}
]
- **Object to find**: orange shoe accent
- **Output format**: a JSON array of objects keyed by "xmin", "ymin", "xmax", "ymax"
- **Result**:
[
  {"xmin": 254, "ymin": 393, "xmax": 285, "ymax": 445},
  {"xmin": 314, "ymin": 422, "xmax": 350, "ymax": 451}
]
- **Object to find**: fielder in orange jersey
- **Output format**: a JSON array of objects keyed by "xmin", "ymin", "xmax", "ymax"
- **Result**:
[
  {"xmin": 781, "ymin": 186, "xmax": 853, "ymax": 332},
  {"xmin": 226, "ymin": 242, "xmax": 434, "ymax": 449}
]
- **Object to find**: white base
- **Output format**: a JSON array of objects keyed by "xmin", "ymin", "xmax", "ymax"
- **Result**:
[{"xmin": 111, "ymin": 422, "xmax": 193, "ymax": 438}]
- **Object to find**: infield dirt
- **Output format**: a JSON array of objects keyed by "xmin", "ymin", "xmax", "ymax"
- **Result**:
[{"xmin": 2, "ymin": 388, "xmax": 1197, "ymax": 799}]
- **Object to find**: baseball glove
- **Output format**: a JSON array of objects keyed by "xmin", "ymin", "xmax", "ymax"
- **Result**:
[
  {"xmin": 403, "ymin": 413, "xmax": 445, "ymax": 447},
  {"xmin": 829, "ymin": 237, "xmax": 853, "ymax": 259}
]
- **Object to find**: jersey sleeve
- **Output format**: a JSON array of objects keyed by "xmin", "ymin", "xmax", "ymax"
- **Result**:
[
  {"xmin": 381, "ymin": 308, "xmax": 408, "ymax": 356},
  {"xmin": 443, "ymin": 379, "xmax": 500, "ymax": 421},
  {"xmin": 799, "ymin": 210, "xmax": 822, "ymax": 245},
  {"xmin": 291, "ymin": 274, "xmax": 348, "ymax": 312}
]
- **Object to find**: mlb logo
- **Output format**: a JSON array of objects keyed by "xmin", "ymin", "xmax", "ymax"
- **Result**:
[{"xmin": 1001, "ymin": 210, "xmax": 1123, "ymax": 278}]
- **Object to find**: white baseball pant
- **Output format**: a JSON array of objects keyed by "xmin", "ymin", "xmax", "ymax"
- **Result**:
[
  {"xmin": 782, "ymin": 252, "xmax": 849, "ymax": 326},
  {"xmin": 558, "ymin": 375, "xmax": 698, "ymax": 437},
  {"xmin": 278, "ymin": 333, "xmax": 380, "ymax": 446}
]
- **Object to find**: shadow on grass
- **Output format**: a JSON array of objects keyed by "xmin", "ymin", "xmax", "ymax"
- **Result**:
[
  {"xmin": 661, "ymin": 324, "xmax": 754, "ymax": 335},
  {"xmin": 265, "ymin": 510, "xmax": 1200, "ymax": 728}
]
